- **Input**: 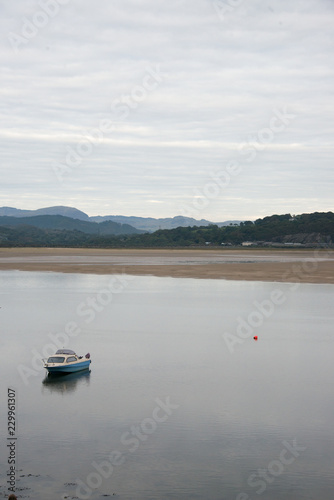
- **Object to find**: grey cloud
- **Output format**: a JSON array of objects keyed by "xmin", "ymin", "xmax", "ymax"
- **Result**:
[{"xmin": 0, "ymin": 0, "xmax": 333, "ymax": 219}]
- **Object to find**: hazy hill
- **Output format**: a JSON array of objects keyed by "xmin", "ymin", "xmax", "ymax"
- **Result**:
[
  {"xmin": 0, "ymin": 215, "xmax": 143, "ymax": 235},
  {"xmin": 90, "ymin": 214, "xmax": 213, "ymax": 231},
  {"xmin": 0, "ymin": 206, "xmax": 241, "ymax": 231},
  {"xmin": 0, "ymin": 206, "xmax": 89, "ymax": 220},
  {"xmin": 88, "ymin": 214, "xmax": 240, "ymax": 231}
]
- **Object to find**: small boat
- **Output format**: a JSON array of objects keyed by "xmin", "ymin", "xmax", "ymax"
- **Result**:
[{"xmin": 43, "ymin": 349, "xmax": 91, "ymax": 374}]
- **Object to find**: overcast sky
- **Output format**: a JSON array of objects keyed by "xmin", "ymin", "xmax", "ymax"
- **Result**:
[{"xmin": 1, "ymin": 0, "xmax": 333, "ymax": 221}]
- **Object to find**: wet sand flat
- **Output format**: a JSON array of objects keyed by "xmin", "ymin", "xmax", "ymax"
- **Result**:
[{"xmin": 0, "ymin": 247, "xmax": 333, "ymax": 283}]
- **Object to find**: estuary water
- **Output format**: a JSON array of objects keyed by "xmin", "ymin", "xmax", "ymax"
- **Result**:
[{"xmin": 1, "ymin": 270, "xmax": 334, "ymax": 500}]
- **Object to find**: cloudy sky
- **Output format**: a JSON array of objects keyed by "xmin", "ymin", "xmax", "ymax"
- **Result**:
[{"xmin": 1, "ymin": 0, "xmax": 333, "ymax": 221}]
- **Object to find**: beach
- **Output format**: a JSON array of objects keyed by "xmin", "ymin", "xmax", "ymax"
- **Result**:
[{"xmin": 0, "ymin": 247, "xmax": 333, "ymax": 283}]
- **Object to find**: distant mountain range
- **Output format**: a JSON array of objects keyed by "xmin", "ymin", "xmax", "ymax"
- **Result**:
[
  {"xmin": 0, "ymin": 206, "xmax": 241, "ymax": 232},
  {"xmin": 0, "ymin": 209, "xmax": 332, "ymax": 248},
  {"xmin": 0, "ymin": 206, "xmax": 90, "ymax": 220},
  {"xmin": 0, "ymin": 214, "xmax": 144, "ymax": 235}
]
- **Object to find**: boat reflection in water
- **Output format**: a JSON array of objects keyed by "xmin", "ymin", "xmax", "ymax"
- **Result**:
[{"xmin": 42, "ymin": 368, "xmax": 91, "ymax": 394}]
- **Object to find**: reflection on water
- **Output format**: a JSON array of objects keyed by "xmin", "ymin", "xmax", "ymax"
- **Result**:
[
  {"xmin": 42, "ymin": 369, "xmax": 91, "ymax": 394},
  {"xmin": 1, "ymin": 271, "xmax": 334, "ymax": 500}
]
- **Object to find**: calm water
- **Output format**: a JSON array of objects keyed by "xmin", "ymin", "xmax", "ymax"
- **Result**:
[{"xmin": 1, "ymin": 270, "xmax": 334, "ymax": 500}]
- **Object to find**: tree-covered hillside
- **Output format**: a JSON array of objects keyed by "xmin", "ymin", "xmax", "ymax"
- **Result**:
[
  {"xmin": 0, "ymin": 214, "xmax": 143, "ymax": 236},
  {"xmin": 0, "ymin": 212, "xmax": 333, "ymax": 248}
]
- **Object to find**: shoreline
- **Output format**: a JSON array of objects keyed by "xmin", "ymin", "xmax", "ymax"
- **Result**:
[{"xmin": 0, "ymin": 247, "xmax": 333, "ymax": 284}]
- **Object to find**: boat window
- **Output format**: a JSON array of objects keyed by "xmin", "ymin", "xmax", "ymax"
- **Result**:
[
  {"xmin": 47, "ymin": 356, "xmax": 65, "ymax": 363},
  {"xmin": 66, "ymin": 356, "xmax": 77, "ymax": 363}
]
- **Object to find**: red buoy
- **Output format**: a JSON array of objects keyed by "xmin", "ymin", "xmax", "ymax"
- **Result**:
[{"xmin": 253, "ymin": 335, "xmax": 258, "ymax": 341}]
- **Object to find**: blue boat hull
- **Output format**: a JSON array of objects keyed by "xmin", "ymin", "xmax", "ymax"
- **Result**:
[{"xmin": 46, "ymin": 359, "xmax": 91, "ymax": 374}]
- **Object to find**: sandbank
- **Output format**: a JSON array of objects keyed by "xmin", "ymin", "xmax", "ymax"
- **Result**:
[{"xmin": 0, "ymin": 247, "xmax": 333, "ymax": 284}]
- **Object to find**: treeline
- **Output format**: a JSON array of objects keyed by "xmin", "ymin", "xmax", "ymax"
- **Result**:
[{"xmin": 0, "ymin": 212, "xmax": 333, "ymax": 248}]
